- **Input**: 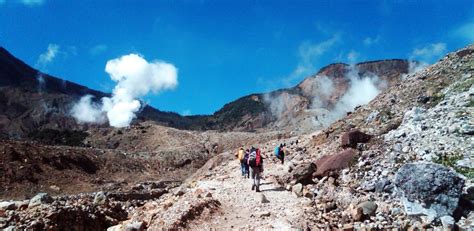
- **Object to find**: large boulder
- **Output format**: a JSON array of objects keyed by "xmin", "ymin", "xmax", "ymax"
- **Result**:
[
  {"xmin": 341, "ymin": 129, "xmax": 372, "ymax": 149},
  {"xmin": 395, "ymin": 162, "xmax": 465, "ymax": 220},
  {"xmin": 315, "ymin": 149, "xmax": 358, "ymax": 177},
  {"xmin": 292, "ymin": 162, "xmax": 317, "ymax": 185},
  {"xmin": 28, "ymin": 193, "xmax": 53, "ymax": 207}
]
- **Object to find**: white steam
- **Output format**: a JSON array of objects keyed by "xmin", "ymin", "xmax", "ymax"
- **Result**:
[
  {"xmin": 71, "ymin": 54, "xmax": 178, "ymax": 127},
  {"xmin": 70, "ymin": 95, "xmax": 106, "ymax": 124},
  {"xmin": 402, "ymin": 61, "xmax": 428, "ymax": 80},
  {"xmin": 264, "ymin": 65, "xmax": 386, "ymax": 129},
  {"xmin": 329, "ymin": 67, "xmax": 382, "ymax": 120},
  {"xmin": 310, "ymin": 75, "xmax": 334, "ymax": 108}
]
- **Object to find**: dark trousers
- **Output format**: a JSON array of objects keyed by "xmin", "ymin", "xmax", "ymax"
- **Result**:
[
  {"xmin": 277, "ymin": 154, "xmax": 284, "ymax": 164},
  {"xmin": 250, "ymin": 167, "xmax": 261, "ymax": 189}
]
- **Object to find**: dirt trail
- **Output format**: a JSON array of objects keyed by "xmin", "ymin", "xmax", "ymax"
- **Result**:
[{"xmin": 188, "ymin": 154, "xmax": 308, "ymax": 230}]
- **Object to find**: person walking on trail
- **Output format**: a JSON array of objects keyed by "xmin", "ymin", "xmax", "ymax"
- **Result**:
[
  {"xmin": 235, "ymin": 147, "xmax": 246, "ymax": 177},
  {"xmin": 243, "ymin": 149, "xmax": 250, "ymax": 178},
  {"xmin": 248, "ymin": 147, "xmax": 263, "ymax": 192},
  {"xmin": 274, "ymin": 143, "xmax": 285, "ymax": 165}
]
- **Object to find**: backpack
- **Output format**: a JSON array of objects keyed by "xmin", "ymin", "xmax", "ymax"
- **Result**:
[
  {"xmin": 243, "ymin": 153, "xmax": 249, "ymax": 164},
  {"xmin": 248, "ymin": 149, "xmax": 261, "ymax": 167},
  {"xmin": 237, "ymin": 149, "xmax": 244, "ymax": 161},
  {"xmin": 274, "ymin": 146, "xmax": 280, "ymax": 157}
]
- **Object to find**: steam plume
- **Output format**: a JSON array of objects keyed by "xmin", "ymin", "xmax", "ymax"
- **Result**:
[
  {"xmin": 264, "ymin": 65, "xmax": 385, "ymax": 129},
  {"xmin": 328, "ymin": 66, "xmax": 383, "ymax": 121},
  {"xmin": 71, "ymin": 54, "xmax": 178, "ymax": 127}
]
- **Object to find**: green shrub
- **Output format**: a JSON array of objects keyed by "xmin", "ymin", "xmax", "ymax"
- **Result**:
[{"xmin": 434, "ymin": 154, "xmax": 474, "ymax": 179}]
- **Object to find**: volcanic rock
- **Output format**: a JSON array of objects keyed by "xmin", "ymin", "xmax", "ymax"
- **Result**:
[
  {"xmin": 341, "ymin": 129, "xmax": 372, "ymax": 149},
  {"xmin": 315, "ymin": 149, "xmax": 359, "ymax": 177},
  {"xmin": 292, "ymin": 183, "xmax": 303, "ymax": 197},
  {"xmin": 395, "ymin": 162, "xmax": 465, "ymax": 219},
  {"xmin": 28, "ymin": 193, "xmax": 53, "ymax": 207},
  {"xmin": 94, "ymin": 191, "xmax": 107, "ymax": 205},
  {"xmin": 292, "ymin": 162, "xmax": 317, "ymax": 185},
  {"xmin": 125, "ymin": 221, "xmax": 145, "ymax": 231}
]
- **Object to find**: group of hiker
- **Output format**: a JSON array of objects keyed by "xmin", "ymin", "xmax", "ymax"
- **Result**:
[{"xmin": 235, "ymin": 144, "xmax": 286, "ymax": 192}]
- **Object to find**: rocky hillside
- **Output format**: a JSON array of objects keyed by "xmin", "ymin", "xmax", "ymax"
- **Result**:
[
  {"xmin": 1, "ymin": 45, "xmax": 471, "ymax": 230},
  {"xmin": 134, "ymin": 44, "xmax": 471, "ymax": 230},
  {"xmin": 208, "ymin": 59, "xmax": 410, "ymax": 132},
  {"xmin": 0, "ymin": 47, "xmax": 199, "ymax": 138},
  {"xmin": 0, "ymin": 47, "xmax": 410, "ymax": 140}
]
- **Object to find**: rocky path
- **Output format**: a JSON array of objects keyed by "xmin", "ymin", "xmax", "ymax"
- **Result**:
[{"xmin": 188, "ymin": 157, "xmax": 307, "ymax": 230}]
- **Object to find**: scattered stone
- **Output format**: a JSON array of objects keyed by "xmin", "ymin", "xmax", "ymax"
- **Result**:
[
  {"xmin": 358, "ymin": 201, "xmax": 377, "ymax": 217},
  {"xmin": 391, "ymin": 207, "xmax": 403, "ymax": 216},
  {"xmin": 342, "ymin": 224, "xmax": 354, "ymax": 231},
  {"xmin": 205, "ymin": 192, "xmax": 213, "ymax": 198},
  {"xmin": 107, "ymin": 224, "xmax": 124, "ymax": 231},
  {"xmin": 174, "ymin": 188, "xmax": 186, "ymax": 196},
  {"xmin": 341, "ymin": 129, "xmax": 372, "ymax": 149},
  {"xmin": 260, "ymin": 194, "xmax": 270, "ymax": 203},
  {"xmin": 292, "ymin": 183, "xmax": 303, "ymax": 197},
  {"xmin": 402, "ymin": 146, "xmax": 410, "ymax": 153},
  {"xmin": 324, "ymin": 202, "xmax": 336, "ymax": 212},
  {"xmin": 456, "ymin": 158, "xmax": 474, "ymax": 169},
  {"xmin": 303, "ymin": 187, "xmax": 314, "ymax": 199},
  {"xmin": 360, "ymin": 181, "xmax": 375, "ymax": 192},
  {"xmin": 258, "ymin": 211, "xmax": 271, "ymax": 217},
  {"xmin": 350, "ymin": 205, "xmax": 364, "ymax": 221},
  {"xmin": 460, "ymin": 124, "xmax": 474, "ymax": 135},
  {"xmin": 49, "ymin": 185, "xmax": 61, "ymax": 192},
  {"xmin": 440, "ymin": 215, "xmax": 455, "ymax": 230},
  {"xmin": 125, "ymin": 221, "xmax": 145, "ymax": 231},
  {"xmin": 28, "ymin": 193, "xmax": 53, "ymax": 207},
  {"xmin": 162, "ymin": 198, "xmax": 174, "ymax": 209},
  {"xmin": 366, "ymin": 111, "xmax": 379, "ymax": 123},
  {"xmin": 374, "ymin": 179, "xmax": 391, "ymax": 193},
  {"xmin": 94, "ymin": 191, "xmax": 107, "ymax": 205},
  {"xmin": 0, "ymin": 201, "xmax": 17, "ymax": 210}
]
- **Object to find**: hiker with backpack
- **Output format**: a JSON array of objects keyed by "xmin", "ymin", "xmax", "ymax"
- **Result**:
[
  {"xmin": 274, "ymin": 143, "xmax": 285, "ymax": 165},
  {"xmin": 248, "ymin": 146, "xmax": 263, "ymax": 192},
  {"xmin": 236, "ymin": 147, "xmax": 246, "ymax": 177},
  {"xmin": 243, "ymin": 149, "xmax": 250, "ymax": 178}
]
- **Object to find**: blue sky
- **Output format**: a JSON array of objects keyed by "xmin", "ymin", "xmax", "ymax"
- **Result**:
[{"xmin": 1, "ymin": 0, "xmax": 473, "ymax": 115}]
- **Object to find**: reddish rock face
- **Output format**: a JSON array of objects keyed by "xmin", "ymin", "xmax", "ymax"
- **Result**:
[
  {"xmin": 341, "ymin": 129, "xmax": 372, "ymax": 149},
  {"xmin": 315, "ymin": 149, "xmax": 359, "ymax": 177}
]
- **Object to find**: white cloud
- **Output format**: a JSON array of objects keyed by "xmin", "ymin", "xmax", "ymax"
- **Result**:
[
  {"xmin": 90, "ymin": 44, "xmax": 108, "ymax": 56},
  {"xmin": 284, "ymin": 34, "xmax": 340, "ymax": 85},
  {"xmin": 410, "ymin": 43, "xmax": 447, "ymax": 63},
  {"xmin": 20, "ymin": 0, "xmax": 44, "ymax": 6},
  {"xmin": 363, "ymin": 35, "xmax": 381, "ymax": 46},
  {"xmin": 71, "ymin": 53, "xmax": 179, "ymax": 127},
  {"xmin": 36, "ymin": 43, "xmax": 60, "ymax": 70},
  {"xmin": 454, "ymin": 22, "xmax": 474, "ymax": 42},
  {"xmin": 347, "ymin": 50, "xmax": 360, "ymax": 63}
]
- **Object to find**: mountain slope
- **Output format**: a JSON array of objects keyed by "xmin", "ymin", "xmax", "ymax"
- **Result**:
[
  {"xmin": 118, "ymin": 45, "xmax": 474, "ymax": 230},
  {"xmin": 0, "ymin": 47, "xmax": 197, "ymax": 138},
  {"xmin": 0, "ymin": 47, "xmax": 411, "ymax": 139},
  {"xmin": 210, "ymin": 59, "xmax": 411, "ymax": 132}
]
